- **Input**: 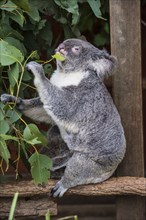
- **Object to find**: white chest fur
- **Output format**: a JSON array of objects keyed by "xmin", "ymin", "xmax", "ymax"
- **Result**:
[{"xmin": 50, "ymin": 69, "xmax": 88, "ymax": 88}]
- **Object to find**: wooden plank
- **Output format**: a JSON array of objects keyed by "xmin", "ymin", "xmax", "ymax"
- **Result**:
[
  {"xmin": 57, "ymin": 204, "xmax": 115, "ymax": 218},
  {"xmin": 109, "ymin": 0, "xmax": 145, "ymax": 220},
  {"xmin": 0, "ymin": 197, "xmax": 57, "ymax": 218},
  {"xmin": 0, "ymin": 177, "xmax": 146, "ymax": 198}
]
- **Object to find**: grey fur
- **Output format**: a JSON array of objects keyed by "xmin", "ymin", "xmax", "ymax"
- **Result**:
[{"xmin": 0, "ymin": 39, "xmax": 126, "ymax": 197}]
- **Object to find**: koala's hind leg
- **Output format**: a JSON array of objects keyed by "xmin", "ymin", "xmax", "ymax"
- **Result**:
[{"xmin": 51, "ymin": 152, "xmax": 115, "ymax": 197}]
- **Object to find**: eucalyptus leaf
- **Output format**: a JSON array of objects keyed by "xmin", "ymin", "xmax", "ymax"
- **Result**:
[
  {"xmin": 25, "ymin": 137, "xmax": 42, "ymax": 145},
  {"xmin": 54, "ymin": 0, "xmax": 79, "ymax": 25},
  {"xmin": 0, "ymin": 0, "xmax": 17, "ymax": 12},
  {"xmin": 0, "ymin": 134, "xmax": 18, "ymax": 141},
  {"xmin": 5, "ymin": 37, "xmax": 27, "ymax": 56},
  {"xmin": 11, "ymin": 0, "xmax": 30, "ymax": 11},
  {"xmin": 52, "ymin": 53, "xmax": 66, "ymax": 61},
  {"xmin": 0, "ymin": 40, "xmax": 24, "ymax": 66},
  {"xmin": 87, "ymin": 0, "xmax": 106, "ymax": 20},
  {"xmin": 27, "ymin": 1, "xmax": 40, "ymax": 22},
  {"xmin": 0, "ymin": 110, "xmax": 4, "ymax": 121},
  {"xmin": 29, "ymin": 152, "xmax": 52, "ymax": 184},
  {"xmin": 0, "ymin": 136, "xmax": 11, "ymax": 165},
  {"xmin": 0, "ymin": 23, "xmax": 24, "ymax": 40},
  {"xmin": 23, "ymin": 124, "xmax": 48, "ymax": 145},
  {"xmin": 6, "ymin": 109, "xmax": 21, "ymax": 124},
  {"xmin": 9, "ymin": 11, "xmax": 25, "ymax": 27},
  {"xmin": 0, "ymin": 120, "xmax": 10, "ymax": 134},
  {"xmin": 8, "ymin": 63, "xmax": 19, "ymax": 87}
]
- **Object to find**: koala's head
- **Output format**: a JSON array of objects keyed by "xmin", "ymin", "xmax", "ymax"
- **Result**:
[{"xmin": 55, "ymin": 38, "xmax": 117, "ymax": 79}]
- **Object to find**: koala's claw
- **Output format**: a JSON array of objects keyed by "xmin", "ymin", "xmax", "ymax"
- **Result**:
[{"xmin": 50, "ymin": 181, "xmax": 67, "ymax": 198}]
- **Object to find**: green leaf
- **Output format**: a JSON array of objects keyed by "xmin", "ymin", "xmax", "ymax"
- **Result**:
[
  {"xmin": 5, "ymin": 37, "xmax": 27, "ymax": 56},
  {"xmin": 87, "ymin": 0, "xmax": 105, "ymax": 20},
  {"xmin": 52, "ymin": 53, "xmax": 66, "ymax": 61},
  {"xmin": 0, "ymin": 120, "xmax": 10, "ymax": 134},
  {"xmin": 6, "ymin": 109, "xmax": 21, "ymax": 124},
  {"xmin": 9, "ymin": 11, "xmax": 25, "ymax": 27},
  {"xmin": 29, "ymin": 152, "xmax": 52, "ymax": 184},
  {"xmin": 0, "ymin": 134, "xmax": 18, "ymax": 141},
  {"xmin": 0, "ymin": 23, "xmax": 24, "ymax": 40},
  {"xmin": 0, "ymin": 40, "xmax": 24, "ymax": 66},
  {"xmin": 11, "ymin": 0, "xmax": 30, "ymax": 11},
  {"xmin": 8, "ymin": 63, "xmax": 19, "ymax": 87},
  {"xmin": 27, "ymin": 1, "xmax": 40, "ymax": 22},
  {"xmin": 0, "ymin": 0, "xmax": 17, "ymax": 12},
  {"xmin": 23, "ymin": 124, "xmax": 48, "ymax": 145},
  {"xmin": 0, "ymin": 136, "xmax": 10, "ymax": 165},
  {"xmin": 54, "ymin": 0, "xmax": 79, "ymax": 25},
  {"xmin": 0, "ymin": 109, "xmax": 4, "ymax": 121},
  {"xmin": 25, "ymin": 137, "xmax": 42, "ymax": 145}
]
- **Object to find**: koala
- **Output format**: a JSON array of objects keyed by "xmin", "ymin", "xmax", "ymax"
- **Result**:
[{"xmin": 0, "ymin": 38, "xmax": 126, "ymax": 197}]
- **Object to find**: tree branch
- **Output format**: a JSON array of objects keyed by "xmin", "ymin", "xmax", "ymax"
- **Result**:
[{"xmin": 0, "ymin": 177, "xmax": 146, "ymax": 197}]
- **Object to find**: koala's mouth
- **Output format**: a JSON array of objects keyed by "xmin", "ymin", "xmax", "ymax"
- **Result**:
[{"xmin": 55, "ymin": 43, "xmax": 68, "ymax": 57}]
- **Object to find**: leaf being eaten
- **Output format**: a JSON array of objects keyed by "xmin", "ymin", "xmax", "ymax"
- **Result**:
[{"xmin": 52, "ymin": 53, "xmax": 66, "ymax": 61}]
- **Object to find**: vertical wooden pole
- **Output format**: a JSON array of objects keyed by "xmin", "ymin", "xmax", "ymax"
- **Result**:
[{"xmin": 110, "ymin": 0, "xmax": 145, "ymax": 219}]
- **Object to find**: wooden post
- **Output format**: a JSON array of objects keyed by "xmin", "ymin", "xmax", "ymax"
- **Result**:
[{"xmin": 110, "ymin": 0, "xmax": 145, "ymax": 219}]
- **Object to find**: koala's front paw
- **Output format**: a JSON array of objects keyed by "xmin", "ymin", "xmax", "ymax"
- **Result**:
[
  {"xmin": 51, "ymin": 180, "xmax": 68, "ymax": 197},
  {"xmin": 26, "ymin": 62, "xmax": 43, "ymax": 76},
  {"xmin": 1, "ymin": 94, "xmax": 17, "ymax": 104},
  {"xmin": 0, "ymin": 94, "xmax": 11, "ymax": 104},
  {"xmin": 0, "ymin": 94, "xmax": 23, "ymax": 109}
]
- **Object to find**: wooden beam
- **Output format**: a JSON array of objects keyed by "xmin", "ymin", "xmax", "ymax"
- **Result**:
[
  {"xmin": 0, "ymin": 197, "xmax": 57, "ymax": 218},
  {"xmin": 109, "ymin": 0, "xmax": 145, "ymax": 220},
  {"xmin": 0, "ymin": 177, "xmax": 146, "ymax": 197}
]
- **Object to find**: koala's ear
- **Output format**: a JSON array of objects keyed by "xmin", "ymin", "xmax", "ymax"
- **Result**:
[{"xmin": 91, "ymin": 53, "xmax": 117, "ymax": 79}]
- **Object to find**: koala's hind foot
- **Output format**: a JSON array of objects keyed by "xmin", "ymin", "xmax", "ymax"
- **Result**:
[{"xmin": 51, "ymin": 153, "xmax": 115, "ymax": 197}]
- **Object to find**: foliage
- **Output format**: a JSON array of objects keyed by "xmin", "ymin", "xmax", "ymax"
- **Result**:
[{"xmin": 0, "ymin": 0, "xmax": 109, "ymax": 184}]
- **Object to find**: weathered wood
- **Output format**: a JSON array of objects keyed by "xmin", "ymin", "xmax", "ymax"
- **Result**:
[
  {"xmin": 57, "ymin": 204, "xmax": 115, "ymax": 218},
  {"xmin": 0, "ymin": 177, "xmax": 146, "ymax": 197},
  {"xmin": 110, "ymin": 0, "xmax": 145, "ymax": 220},
  {"xmin": 0, "ymin": 197, "xmax": 57, "ymax": 218},
  {"xmin": 0, "ymin": 202, "xmax": 115, "ymax": 219}
]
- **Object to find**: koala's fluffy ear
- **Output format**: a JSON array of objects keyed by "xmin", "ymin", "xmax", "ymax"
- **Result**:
[{"xmin": 91, "ymin": 52, "xmax": 117, "ymax": 79}]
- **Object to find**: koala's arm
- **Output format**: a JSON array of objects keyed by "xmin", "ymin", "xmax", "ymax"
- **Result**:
[
  {"xmin": 26, "ymin": 62, "xmax": 76, "ymax": 121},
  {"xmin": 0, "ymin": 94, "xmax": 54, "ymax": 124}
]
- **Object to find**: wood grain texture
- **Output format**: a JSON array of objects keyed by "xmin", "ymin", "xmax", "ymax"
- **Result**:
[
  {"xmin": 0, "ymin": 177, "xmax": 146, "ymax": 197},
  {"xmin": 0, "ymin": 197, "xmax": 57, "ymax": 218},
  {"xmin": 110, "ymin": 0, "xmax": 145, "ymax": 219}
]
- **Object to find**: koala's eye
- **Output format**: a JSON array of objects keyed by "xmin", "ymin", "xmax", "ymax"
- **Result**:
[
  {"xmin": 74, "ymin": 46, "xmax": 79, "ymax": 51},
  {"xmin": 72, "ymin": 46, "xmax": 81, "ymax": 54}
]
